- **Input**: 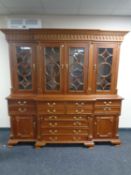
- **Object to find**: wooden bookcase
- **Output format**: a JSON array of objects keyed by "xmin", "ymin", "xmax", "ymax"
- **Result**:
[{"xmin": 2, "ymin": 29, "xmax": 127, "ymax": 148}]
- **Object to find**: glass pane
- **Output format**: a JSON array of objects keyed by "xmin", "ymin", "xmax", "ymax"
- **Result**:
[
  {"xmin": 96, "ymin": 48, "xmax": 113, "ymax": 90},
  {"xmin": 69, "ymin": 48, "xmax": 84, "ymax": 91},
  {"xmin": 16, "ymin": 46, "xmax": 32, "ymax": 90},
  {"xmin": 44, "ymin": 47, "xmax": 60, "ymax": 91}
]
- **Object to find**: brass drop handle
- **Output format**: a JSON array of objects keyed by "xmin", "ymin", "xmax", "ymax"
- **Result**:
[
  {"xmin": 49, "ymin": 136, "xmax": 58, "ymax": 141},
  {"xmin": 49, "ymin": 116, "xmax": 57, "ymax": 119},
  {"xmin": 73, "ymin": 136, "xmax": 81, "ymax": 140},
  {"xmin": 75, "ymin": 102, "xmax": 85, "ymax": 106},
  {"xmin": 73, "ymin": 122, "xmax": 81, "ymax": 126},
  {"xmin": 104, "ymin": 101, "xmax": 112, "ymax": 105},
  {"xmin": 103, "ymin": 107, "xmax": 112, "ymax": 111},
  {"xmin": 73, "ymin": 116, "xmax": 82, "ymax": 120},
  {"xmin": 47, "ymin": 109, "xmax": 56, "ymax": 113},
  {"xmin": 49, "ymin": 122, "xmax": 58, "ymax": 127},
  {"xmin": 75, "ymin": 109, "xmax": 84, "ymax": 113},
  {"xmin": 49, "ymin": 129, "xmax": 58, "ymax": 134},
  {"xmin": 17, "ymin": 101, "xmax": 27, "ymax": 105},
  {"xmin": 18, "ymin": 108, "xmax": 27, "ymax": 112},
  {"xmin": 47, "ymin": 102, "xmax": 56, "ymax": 106},
  {"xmin": 73, "ymin": 129, "xmax": 81, "ymax": 134}
]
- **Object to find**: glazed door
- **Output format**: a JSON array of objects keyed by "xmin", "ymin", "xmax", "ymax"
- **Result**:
[
  {"xmin": 42, "ymin": 44, "xmax": 64, "ymax": 94},
  {"xmin": 12, "ymin": 43, "xmax": 36, "ymax": 93},
  {"xmin": 65, "ymin": 43, "xmax": 89, "ymax": 93},
  {"xmin": 93, "ymin": 43, "xmax": 118, "ymax": 94}
]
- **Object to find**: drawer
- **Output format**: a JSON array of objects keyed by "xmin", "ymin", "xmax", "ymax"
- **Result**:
[
  {"xmin": 95, "ymin": 100, "xmax": 121, "ymax": 107},
  {"xmin": 66, "ymin": 102, "xmax": 93, "ymax": 114},
  {"xmin": 40, "ymin": 121, "xmax": 88, "ymax": 128},
  {"xmin": 9, "ymin": 106, "xmax": 36, "ymax": 115},
  {"xmin": 8, "ymin": 100, "xmax": 34, "ymax": 106},
  {"xmin": 43, "ymin": 115, "xmax": 88, "ymax": 121},
  {"xmin": 37, "ymin": 102, "xmax": 65, "ymax": 114},
  {"xmin": 41, "ymin": 135, "xmax": 88, "ymax": 142},
  {"xmin": 94, "ymin": 106, "xmax": 121, "ymax": 114},
  {"xmin": 41, "ymin": 128, "xmax": 88, "ymax": 135}
]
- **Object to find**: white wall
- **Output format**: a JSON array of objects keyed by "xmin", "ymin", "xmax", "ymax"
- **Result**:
[
  {"xmin": 0, "ymin": 32, "xmax": 11, "ymax": 127},
  {"xmin": 0, "ymin": 15, "xmax": 131, "ymax": 128}
]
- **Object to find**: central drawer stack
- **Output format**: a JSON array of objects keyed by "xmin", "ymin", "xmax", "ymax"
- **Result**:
[{"xmin": 37, "ymin": 101, "xmax": 93, "ymax": 145}]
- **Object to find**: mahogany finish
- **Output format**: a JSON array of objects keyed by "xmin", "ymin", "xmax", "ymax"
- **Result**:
[{"xmin": 2, "ymin": 29, "xmax": 127, "ymax": 148}]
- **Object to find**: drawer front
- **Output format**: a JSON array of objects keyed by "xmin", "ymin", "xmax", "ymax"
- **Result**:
[
  {"xmin": 95, "ymin": 100, "xmax": 121, "ymax": 107},
  {"xmin": 67, "ymin": 102, "xmax": 93, "ymax": 114},
  {"xmin": 9, "ymin": 106, "xmax": 36, "ymax": 115},
  {"xmin": 94, "ymin": 107, "xmax": 121, "ymax": 114},
  {"xmin": 40, "ymin": 121, "xmax": 88, "ymax": 128},
  {"xmin": 43, "ymin": 115, "xmax": 88, "ymax": 121},
  {"xmin": 8, "ymin": 100, "xmax": 34, "ymax": 106},
  {"xmin": 41, "ymin": 135, "xmax": 88, "ymax": 142},
  {"xmin": 37, "ymin": 102, "xmax": 65, "ymax": 114},
  {"xmin": 41, "ymin": 128, "xmax": 88, "ymax": 135}
]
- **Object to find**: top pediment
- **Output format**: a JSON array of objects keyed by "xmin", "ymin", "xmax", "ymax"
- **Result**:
[{"xmin": 1, "ymin": 29, "xmax": 128, "ymax": 42}]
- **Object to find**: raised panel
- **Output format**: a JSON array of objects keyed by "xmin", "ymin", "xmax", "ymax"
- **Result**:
[
  {"xmin": 94, "ymin": 116, "xmax": 116, "ymax": 138},
  {"xmin": 13, "ymin": 116, "xmax": 36, "ymax": 139}
]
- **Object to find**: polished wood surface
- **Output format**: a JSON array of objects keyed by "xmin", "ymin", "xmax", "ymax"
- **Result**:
[{"xmin": 2, "ymin": 29, "xmax": 126, "ymax": 148}]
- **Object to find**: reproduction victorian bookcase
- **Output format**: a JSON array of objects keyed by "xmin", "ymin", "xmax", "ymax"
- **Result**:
[{"xmin": 2, "ymin": 29, "xmax": 127, "ymax": 148}]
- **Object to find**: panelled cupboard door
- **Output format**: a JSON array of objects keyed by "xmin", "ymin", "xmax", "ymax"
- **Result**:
[
  {"xmin": 65, "ymin": 43, "xmax": 89, "ymax": 94},
  {"xmin": 11, "ymin": 43, "xmax": 36, "ymax": 94},
  {"xmin": 11, "ymin": 115, "xmax": 36, "ymax": 139},
  {"xmin": 94, "ymin": 116, "xmax": 116, "ymax": 138},
  {"xmin": 42, "ymin": 44, "xmax": 64, "ymax": 93},
  {"xmin": 93, "ymin": 43, "xmax": 118, "ymax": 94}
]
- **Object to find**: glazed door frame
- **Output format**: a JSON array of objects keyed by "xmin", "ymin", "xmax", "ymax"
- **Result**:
[
  {"xmin": 10, "ymin": 43, "xmax": 37, "ymax": 94},
  {"xmin": 40, "ymin": 42, "xmax": 64, "ymax": 94},
  {"xmin": 64, "ymin": 42, "xmax": 89, "ymax": 94},
  {"xmin": 92, "ymin": 42, "xmax": 118, "ymax": 94}
]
